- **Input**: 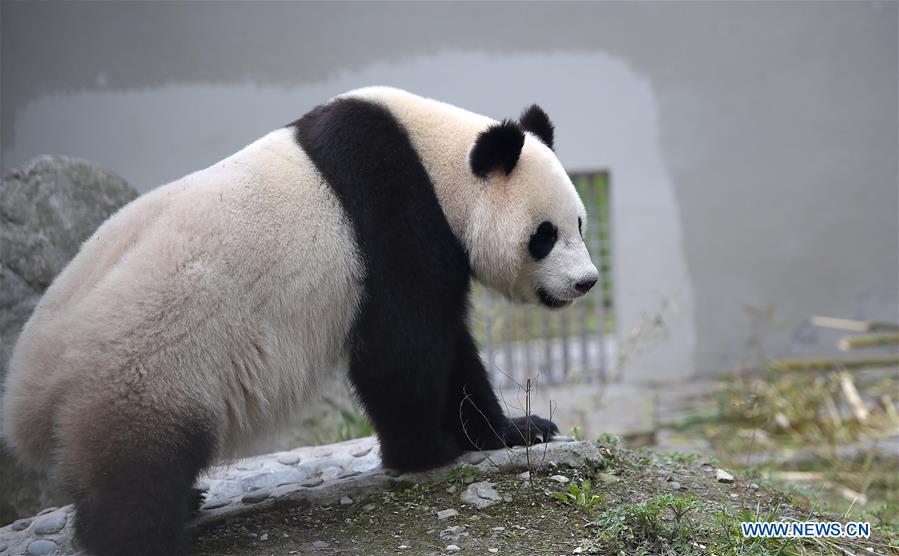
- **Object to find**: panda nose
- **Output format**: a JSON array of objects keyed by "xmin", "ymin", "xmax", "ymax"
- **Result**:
[{"xmin": 574, "ymin": 278, "xmax": 597, "ymax": 293}]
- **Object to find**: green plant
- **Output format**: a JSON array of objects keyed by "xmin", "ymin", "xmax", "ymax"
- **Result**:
[
  {"xmin": 668, "ymin": 451, "xmax": 702, "ymax": 464},
  {"xmin": 337, "ymin": 407, "xmax": 374, "ymax": 441},
  {"xmin": 445, "ymin": 466, "xmax": 479, "ymax": 485},
  {"xmin": 571, "ymin": 426, "xmax": 584, "ymax": 441},
  {"xmin": 591, "ymin": 495, "xmax": 703, "ymax": 554},
  {"xmin": 596, "ymin": 432, "xmax": 622, "ymax": 445},
  {"xmin": 553, "ymin": 479, "xmax": 603, "ymax": 510}
]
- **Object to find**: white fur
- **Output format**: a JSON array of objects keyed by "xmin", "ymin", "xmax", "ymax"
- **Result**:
[
  {"xmin": 348, "ymin": 86, "xmax": 597, "ymax": 304},
  {"xmin": 2, "ymin": 128, "xmax": 363, "ymax": 464},
  {"xmin": 2, "ymin": 88, "xmax": 595, "ymax": 471}
]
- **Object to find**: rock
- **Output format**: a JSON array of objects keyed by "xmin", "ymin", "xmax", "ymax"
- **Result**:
[
  {"xmin": 363, "ymin": 503, "xmax": 377, "ymax": 512},
  {"xmin": 716, "ymin": 469, "xmax": 735, "ymax": 483},
  {"xmin": 32, "ymin": 512, "xmax": 66, "ymax": 534},
  {"xmin": 460, "ymin": 481, "xmax": 501, "ymax": 509},
  {"xmin": 26, "ymin": 539, "xmax": 59, "ymax": 555},
  {"xmin": 492, "ymin": 527, "xmax": 505, "ymax": 532},
  {"xmin": 201, "ymin": 497, "xmax": 231, "ymax": 511},
  {"xmin": 241, "ymin": 490, "xmax": 271, "ymax": 504},
  {"xmin": 749, "ymin": 483, "xmax": 760, "ymax": 490},
  {"xmin": 302, "ymin": 478, "xmax": 324, "ymax": 488},
  {"xmin": 1, "ymin": 156, "xmax": 138, "ymax": 524},
  {"xmin": 446, "ymin": 545, "xmax": 461, "ymax": 552},
  {"xmin": 339, "ymin": 496, "xmax": 354, "ymax": 505},
  {"xmin": 446, "ymin": 484, "xmax": 458, "ymax": 494},
  {"xmin": 276, "ymin": 453, "xmax": 301, "ymax": 465},
  {"xmin": 312, "ymin": 540, "xmax": 330, "ymax": 549},
  {"xmin": 11, "ymin": 518, "xmax": 32, "ymax": 531},
  {"xmin": 440, "ymin": 525, "xmax": 466, "ymax": 539},
  {"xmin": 351, "ymin": 446, "xmax": 372, "ymax": 457},
  {"xmin": 549, "ymin": 475, "xmax": 569, "ymax": 483},
  {"xmin": 259, "ymin": 533, "xmax": 269, "ymax": 541},
  {"xmin": 488, "ymin": 549, "xmax": 498, "ymax": 554},
  {"xmin": 437, "ymin": 508, "xmax": 459, "ymax": 520}
]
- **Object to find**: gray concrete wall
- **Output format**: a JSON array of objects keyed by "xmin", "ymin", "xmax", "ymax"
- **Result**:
[{"xmin": 2, "ymin": 1, "xmax": 897, "ymax": 380}]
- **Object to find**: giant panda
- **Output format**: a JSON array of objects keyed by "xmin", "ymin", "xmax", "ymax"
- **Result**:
[{"xmin": 2, "ymin": 87, "xmax": 598, "ymax": 555}]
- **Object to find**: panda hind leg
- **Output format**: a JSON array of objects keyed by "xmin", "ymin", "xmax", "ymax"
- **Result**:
[{"xmin": 61, "ymin": 405, "xmax": 217, "ymax": 556}]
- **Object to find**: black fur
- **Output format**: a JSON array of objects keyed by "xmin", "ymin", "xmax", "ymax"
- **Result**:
[
  {"xmin": 293, "ymin": 98, "xmax": 556, "ymax": 470},
  {"xmin": 529, "ymin": 221, "xmax": 558, "ymax": 261},
  {"xmin": 469, "ymin": 120, "xmax": 526, "ymax": 178},
  {"xmin": 519, "ymin": 104, "xmax": 555, "ymax": 150},
  {"xmin": 69, "ymin": 413, "xmax": 216, "ymax": 556}
]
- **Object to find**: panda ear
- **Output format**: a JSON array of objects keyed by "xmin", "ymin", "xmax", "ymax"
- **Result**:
[
  {"xmin": 518, "ymin": 104, "xmax": 554, "ymax": 150},
  {"xmin": 469, "ymin": 120, "xmax": 526, "ymax": 179}
]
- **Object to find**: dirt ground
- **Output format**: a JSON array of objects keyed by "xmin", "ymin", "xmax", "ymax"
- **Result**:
[{"xmin": 188, "ymin": 443, "xmax": 898, "ymax": 555}]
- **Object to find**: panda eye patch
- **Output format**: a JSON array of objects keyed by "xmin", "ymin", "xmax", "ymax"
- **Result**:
[{"xmin": 528, "ymin": 221, "xmax": 557, "ymax": 261}]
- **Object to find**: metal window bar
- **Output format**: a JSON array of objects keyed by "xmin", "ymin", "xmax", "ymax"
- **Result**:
[{"xmin": 472, "ymin": 171, "xmax": 613, "ymax": 388}]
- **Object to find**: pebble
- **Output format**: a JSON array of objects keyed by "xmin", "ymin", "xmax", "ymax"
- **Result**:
[
  {"xmin": 437, "ymin": 508, "xmax": 459, "ymax": 520},
  {"xmin": 32, "ymin": 513, "xmax": 66, "ymax": 535},
  {"xmin": 749, "ymin": 483, "xmax": 760, "ymax": 490},
  {"xmin": 201, "ymin": 497, "xmax": 231, "ymax": 510},
  {"xmin": 440, "ymin": 526, "xmax": 466, "ymax": 538},
  {"xmin": 241, "ymin": 490, "xmax": 271, "ymax": 504},
  {"xmin": 446, "ymin": 484, "xmax": 458, "ymax": 494},
  {"xmin": 276, "ymin": 453, "xmax": 301, "ymax": 465},
  {"xmin": 259, "ymin": 533, "xmax": 269, "ymax": 541},
  {"xmin": 668, "ymin": 481, "xmax": 682, "ymax": 491},
  {"xmin": 12, "ymin": 518, "xmax": 33, "ymax": 531},
  {"xmin": 312, "ymin": 540, "xmax": 330, "ymax": 549},
  {"xmin": 549, "ymin": 474, "xmax": 569, "ymax": 483},
  {"xmin": 363, "ymin": 503, "xmax": 377, "ymax": 512},
  {"xmin": 351, "ymin": 446, "xmax": 372, "ymax": 457},
  {"xmin": 398, "ymin": 545, "xmax": 410, "ymax": 550},
  {"xmin": 460, "ymin": 481, "xmax": 501, "ymax": 509},
  {"xmin": 302, "ymin": 478, "xmax": 325, "ymax": 488},
  {"xmin": 339, "ymin": 496, "xmax": 354, "ymax": 505},
  {"xmin": 492, "ymin": 527, "xmax": 505, "ymax": 532},
  {"xmin": 26, "ymin": 539, "xmax": 58, "ymax": 556},
  {"xmin": 321, "ymin": 466, "xmax": 343, "ymax": 481},
  {"xmin": 488, "ymin": 549, "xmax": 498, "ymax": 554},
  {"xmin": 716, "ymin": 469, "xmax": 735, "ymax": 483},
  {"xmin": 446, "ymin": 545, "xmax": 461, "ymax": 552}
]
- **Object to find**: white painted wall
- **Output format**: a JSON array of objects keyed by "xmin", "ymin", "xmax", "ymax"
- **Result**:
[{"xmin": 2, "ymin": 2, "xmax": 896, "ymax": 380}]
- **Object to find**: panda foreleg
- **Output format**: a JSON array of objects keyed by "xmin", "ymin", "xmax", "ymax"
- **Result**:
[
  {"xmin": 446, "ymin": 328, "xmax": 559, "ymax": 450},
  {"xmin": 349, "ymin": 331, "xmax": 464, "ymax": 472}
]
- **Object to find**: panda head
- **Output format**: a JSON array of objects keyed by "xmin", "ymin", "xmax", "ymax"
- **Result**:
[{"xmin": 466, "ymin": 105, "xmax": 599, "ymax": 309}]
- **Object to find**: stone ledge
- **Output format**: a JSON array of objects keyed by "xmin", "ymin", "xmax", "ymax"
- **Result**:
[{"xmin": 0, "ymin": 437, "xmax": 600, "ymax": 555}]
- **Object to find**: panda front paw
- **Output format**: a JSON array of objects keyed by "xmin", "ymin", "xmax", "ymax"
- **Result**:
[{"xmin": 503, "ymin": 415, "xmax": 559, "ymax": 447}]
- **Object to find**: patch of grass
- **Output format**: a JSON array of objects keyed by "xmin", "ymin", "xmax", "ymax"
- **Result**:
[
  {"xmin": 596, "ymin": 432, "xmax": 623, "ymax": 445},
  {"xmin": 591, "ymin": 494, "xmax": 701, "ymax": 554},
  {"xmin": 676, "ymin": 366, "xmax": 899, "ymax": 532},
  {"xmin": 444, "ymin": 466, "xmax": 480, "ymax": 485},
  {"xmin": 706, "ymin": 505, "xmax": 802, "ymax": 556},
  {"xmin": 668, "ymin": 451, "xmax": 702, "ymax": 465},
  {"xmin": 553, "ymin": 479, "xmax": 603, "ymax": 510},
  {"xmin": 336, "ymin": 407, "xmax": 374, "ymax": 441}
]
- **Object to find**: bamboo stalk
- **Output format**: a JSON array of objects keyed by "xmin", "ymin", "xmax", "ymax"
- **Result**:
[
  {"xmin": 809, "ymin": 316, "xmax": 899, "ymax": 333},
  {"xmin": 838, "ymin": 333, "xmax": 899, "ymax": 350},
  {"xmin": 767, "ymin": 355, "xmax": 899, "ymax": 372}
]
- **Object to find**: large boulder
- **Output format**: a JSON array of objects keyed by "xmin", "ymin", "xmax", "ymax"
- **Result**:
[{"xmin": 0, "ymin": 155, "xmax": 138, "ymax": 525}]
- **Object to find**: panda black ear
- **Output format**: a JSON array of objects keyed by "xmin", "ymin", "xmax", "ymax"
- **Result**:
[
  {"xmin": 470, "ymin": 120, "xmax": 526, "ymax": 179},
  {"xmin": 518, "ymin": 104, "xmax": 554, "ymax": 150}
]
